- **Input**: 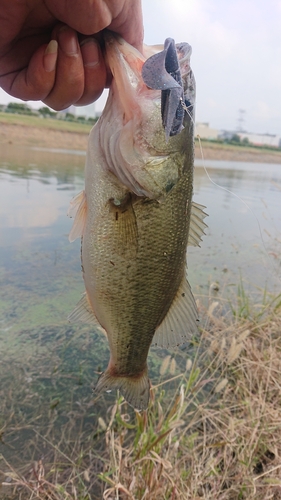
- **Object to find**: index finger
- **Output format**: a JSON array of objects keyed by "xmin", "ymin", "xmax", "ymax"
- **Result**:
[{"xmin": 0, "ymin": 41, "xmax": 57, "ymax": 101}]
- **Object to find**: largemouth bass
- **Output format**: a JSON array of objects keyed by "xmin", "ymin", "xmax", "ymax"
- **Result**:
[{"xmin": 68, "ymin": 33, "xmax": 207, "ymax": 410}]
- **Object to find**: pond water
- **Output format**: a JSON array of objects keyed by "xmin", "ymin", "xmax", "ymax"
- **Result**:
[{"xmin": 0, "ymin": 143, "xmax": 280, "ymax": 490}]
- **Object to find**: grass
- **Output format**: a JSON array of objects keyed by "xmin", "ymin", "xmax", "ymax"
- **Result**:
[
  {"xmin": 194, "ymin": 137, "xmax": 281, "ymax": 164},
  {"xmin": 1, "ymin": 288, "xmax": 281, "ymax": 499},
  {"xmin": 0, "ymin": 112, "xmax": 92, "ymax": 134}
]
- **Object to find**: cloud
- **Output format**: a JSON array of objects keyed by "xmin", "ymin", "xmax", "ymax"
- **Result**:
[{"xmin": 143, "ymin": 0, "xmax": 238, "ymax": 60}]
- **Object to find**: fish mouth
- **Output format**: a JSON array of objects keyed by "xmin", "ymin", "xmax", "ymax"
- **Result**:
[
  {"xmin": 142, "ymin": 38, "xmax": 192, "ymax": 140},
  {"xmin": 103, "ymin": 30, "xmax": 123, "ymax": 53},
  {"xmin": 103, "ymin": 31, "xmax": 194, "ymax": 141},
  {"xmin": 100, "ymin": 31, "xmax": 195, "ymax": 199},
  {"xmin": 103, "ymin": 30, "xmax": 146, "ymax": 124}
]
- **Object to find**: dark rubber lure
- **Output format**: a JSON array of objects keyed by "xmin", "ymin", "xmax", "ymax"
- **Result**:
[{"xmin": 142, "ymin": 38, "xmax": 184, "ymax": 139}]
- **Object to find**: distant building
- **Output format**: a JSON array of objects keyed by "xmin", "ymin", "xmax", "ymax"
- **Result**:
[
  {"xmin": 196, "ymin": 122, "xmax": 218, "ymax": 140},
  {"xmin": 219, "ymin": 130, "xmax": 236, "ymax": 141},
  {"xmin": 238, "ymin": 132, "xmax": 281, "ymax": 148},
  {"xmin": 56, "ymin": 105, "xmax": 76, "ymax": 119},
  {"xmin": 76, "ymin": 102, "xmax": 96, "ymax": 118},
  {"xmin": 219, "ymin": 130, "xmax": 281, "ymax": 148}
]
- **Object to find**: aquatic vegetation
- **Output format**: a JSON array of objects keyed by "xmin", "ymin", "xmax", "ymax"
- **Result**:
[{"xmin": 1, "ymin": 292, "xmax": 281, "ymax": 499}]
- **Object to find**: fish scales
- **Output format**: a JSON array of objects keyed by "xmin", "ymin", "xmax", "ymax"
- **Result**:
[
  {"xmin": 88, "ymin": 172, "xmax": 192, "ymax": 373},
  {"xmin": 68, "ymin": 33, "xmax": 207, "ymax": 410}
]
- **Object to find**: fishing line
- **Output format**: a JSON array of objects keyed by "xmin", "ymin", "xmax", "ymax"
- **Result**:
[{"xmin": 180, "ymin": 99, "xmax": 281, "ymax": 285}]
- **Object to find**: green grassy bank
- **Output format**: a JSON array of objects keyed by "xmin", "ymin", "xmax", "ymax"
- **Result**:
[
  {"xmin": 0, "ymin": 112, "xmax": 92, "ymax": 135},
  {"xmin": 1, "ymin": 112, "xmax": 281, "ymax": 164}
]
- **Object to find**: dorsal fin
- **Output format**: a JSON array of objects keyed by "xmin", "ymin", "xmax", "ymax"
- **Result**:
[
  {"xmin": 188, "ymin": 201, "xmax": 208, "ymax": 247},
  {"xmin": 153, "ymin": 275, "xmax": 199, "ymax": 349}
]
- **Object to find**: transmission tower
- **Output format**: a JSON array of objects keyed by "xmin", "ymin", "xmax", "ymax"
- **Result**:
[{"xmin": 237, "ymin": 109, "xmax": 246, "ymax": 132}]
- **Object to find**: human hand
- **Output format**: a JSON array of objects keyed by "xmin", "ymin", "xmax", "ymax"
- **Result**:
[{"xmin": 0, "ymin": 0, "xmax": 143, "ymax": 110}]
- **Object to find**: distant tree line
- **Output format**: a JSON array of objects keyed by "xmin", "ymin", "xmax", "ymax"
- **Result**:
[
  {"xmin": 1, "ymin": 102, "xmax": 98, "ymax": 125},
  {"xmin": 207, "ymin": 134, "xmax": 280, "ymax": 150},
  {"xmin": 5, "ymin": 102, "xmax": 38, "ymax": 115},
  {"xmin": 224, "ymin": 134, "xmax": 250, "ymax": 146}
]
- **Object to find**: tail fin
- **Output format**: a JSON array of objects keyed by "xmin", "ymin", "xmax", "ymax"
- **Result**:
[{"xmin": 95, "ymin": 367, "xmax": 150, "ymax": 411}]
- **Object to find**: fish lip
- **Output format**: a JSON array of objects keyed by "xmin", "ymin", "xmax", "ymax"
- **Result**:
[
  {"xmin": 103, "ymin": 29, "xmax": 121, "ymax": 45},
  {"xmin": 102, "ymin": 30, "xmax": 124, "ymax": 77},
  {"xmin": 103, "ymin": 29, "xmax": 145, "ymax": 75},
  {"xmin": 103, "ymin": 29, "xmax": 130, "ymax": 52}
]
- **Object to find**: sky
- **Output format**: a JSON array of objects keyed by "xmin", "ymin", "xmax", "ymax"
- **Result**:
[{"xmin": 1, "ymin": 0, "xmax": 281, "ymax": 135}]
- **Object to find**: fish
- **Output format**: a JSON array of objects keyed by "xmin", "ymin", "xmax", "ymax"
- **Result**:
[{"xmin": 68, "ymin": 32, "xmax": 207, "ymax": 411}]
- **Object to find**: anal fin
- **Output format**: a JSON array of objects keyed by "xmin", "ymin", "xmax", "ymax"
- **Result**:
[{"xmin": 153, "ymin": 276, "xmax": 199, "ymax": 349}]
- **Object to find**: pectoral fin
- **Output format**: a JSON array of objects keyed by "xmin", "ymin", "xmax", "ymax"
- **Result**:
[
  {"xmin": 153, "ymin": 275, "xmax": 199, "ymax": 349},
  {"xmin": 109, "ymin": 194, "xmax": 138, "ymax": 258},
  {"xmin": 68, "ymin": 190, "xmax": 87, "ymax": 242}
]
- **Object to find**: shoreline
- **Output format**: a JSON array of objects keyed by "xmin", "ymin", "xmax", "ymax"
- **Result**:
[{"xmin": 1, "ymin": 120, "xmax": 281, "ymax": 164}]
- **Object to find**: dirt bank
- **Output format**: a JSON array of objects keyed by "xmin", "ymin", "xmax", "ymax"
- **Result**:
[
  {"xmin": 0, "ymin": 122, "xmax": 89, "ymax": 150},
  {"xmin": 195, "ymin": 141, "xmax": 281, "ymax": 164}
]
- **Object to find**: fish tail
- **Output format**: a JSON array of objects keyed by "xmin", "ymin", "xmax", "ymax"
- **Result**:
[{"xmin": 95, "ymin": 366, "xmax": 150, "ymax": 411}]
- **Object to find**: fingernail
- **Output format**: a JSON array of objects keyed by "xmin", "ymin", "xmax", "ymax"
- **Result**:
[
  {"xmin": 44, "ymin": 40, "xmax": 58, "ymax": 72},
  {"xmin": 58, "ymin": 26, "xmax": 78, "ymax": 56},
  {"xmin": 80, "ymin": 38, "xmax": 100, "ymax": 67}
]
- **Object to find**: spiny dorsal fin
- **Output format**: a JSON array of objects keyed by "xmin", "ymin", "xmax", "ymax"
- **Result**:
[
  {"xmin": 68, "ymin": 293, "xmax": 107, "ymax": 336},
  {"xmin": 188, "ymin": 201, "xmax": 208, "ymax": 247},
  {"xmin": 68, "ymin": 190, "xmax": 87, "ymax": 242},
  {"xmin": 153, "ymin": 275, "xmax": 199, "ymax": 349}
]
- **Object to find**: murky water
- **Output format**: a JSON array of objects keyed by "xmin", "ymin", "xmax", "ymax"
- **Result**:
[
  {"xmin": 191, "ymin": 158, "xmax": 281, "ymax": 297},
  {"xmin": 0, "ymin": 144, "xmax": 280, "ymax": 487}
]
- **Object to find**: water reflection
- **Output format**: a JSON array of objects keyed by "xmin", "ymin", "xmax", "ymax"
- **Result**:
[{"xmin": 0, "ymin": 147, "xmax": 280, "ymax": 296}]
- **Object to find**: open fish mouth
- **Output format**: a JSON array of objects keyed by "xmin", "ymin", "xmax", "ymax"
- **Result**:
[{"xmin": 142, "ymin": 38, "xmax": 192, "ymax": 140}]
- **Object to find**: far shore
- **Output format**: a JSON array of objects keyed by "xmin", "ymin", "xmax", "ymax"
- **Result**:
[{"xmin": 1, "ymin": 117, "xmax": 281, "ymax": 164}]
